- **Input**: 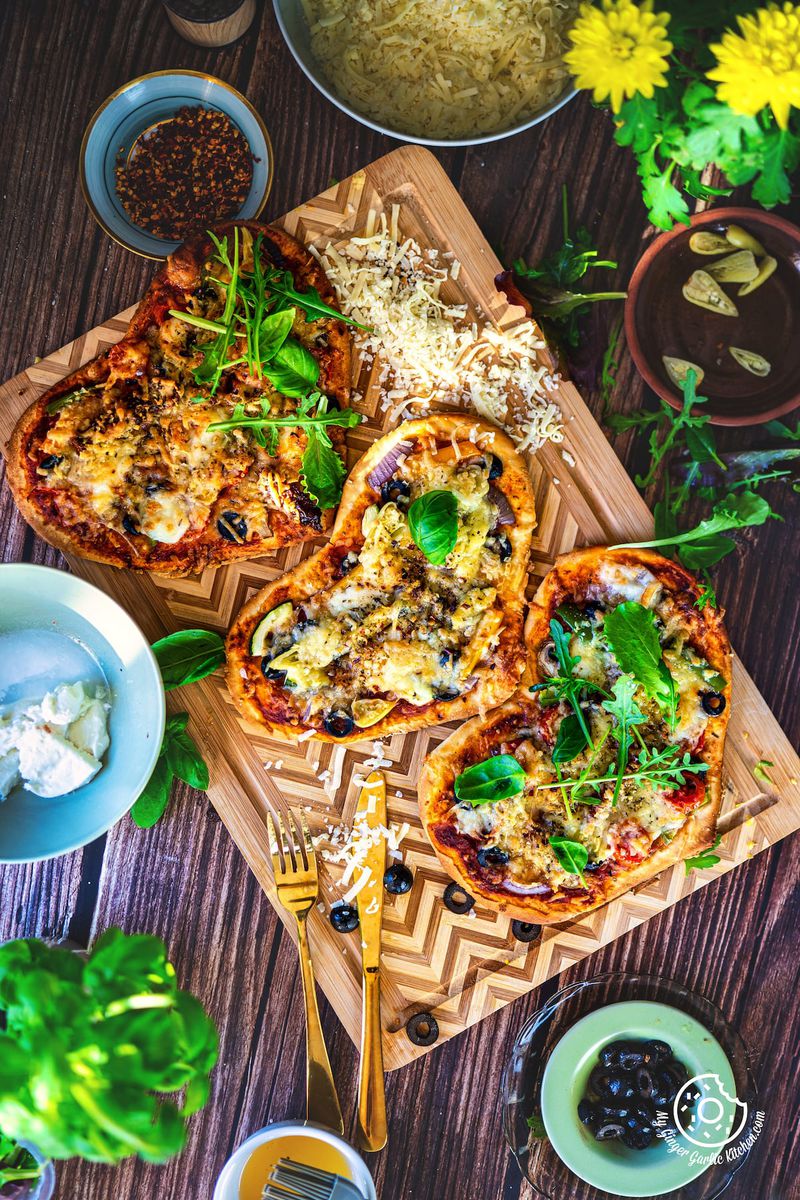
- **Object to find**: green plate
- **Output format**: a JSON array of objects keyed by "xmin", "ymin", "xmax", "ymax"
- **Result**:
[{"xmin": 540, "ymin": 1001, "xmax": 740, "ymax": 1197}]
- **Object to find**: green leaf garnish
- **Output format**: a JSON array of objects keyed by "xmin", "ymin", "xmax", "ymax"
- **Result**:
[
  {"xmin": 753, "ymin": 759, "xmax": 774, "ymax": 786},
  {"xmin": 684, "ymin": 833, "xmax": 722, "ymax": 875},
  {"xmin": 407, "ymin": 490, "xmax": 459, "ymax": 565},
  {"xmin": 603, "ymin": 602, "xmax": 677, "ymax": 728},
  {"xmin": 614, "ymin": 491, "xmax": 779, "ymax": 560},
  {"xmin": 548, "ymin": 835, "xmax": 588, "ymax": 882},
  {"xmin": 151, "ymin": 629, "xmax": 225, "ymax": 690},
  {"xmin": 131, "ymin": 710, "xmax": 209, "ymax": 829},
  {"xmin": 454, "ymin": 754, "xmax": 526, "ymax": 806},
  {"xmin": 552, "ymin": 713, "xmax": 589, "ymax": 764},
  {"xmin": 263, "ymin": 268, "xmax": 370, "ymax": 330},
  {"xmin": 601, "ymin": 674, "xmax": 647, "ymax": 805}
]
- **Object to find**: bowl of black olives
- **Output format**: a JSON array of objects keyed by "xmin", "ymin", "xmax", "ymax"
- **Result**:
[{"xmin": 502, "ymin": 973, "xmax": 758, "ymax": 1200}]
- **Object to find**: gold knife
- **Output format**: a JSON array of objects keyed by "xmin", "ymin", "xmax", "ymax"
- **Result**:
[{"xmin": 354, "ymin": 770, "xmax": 388, "ymax": 1152}]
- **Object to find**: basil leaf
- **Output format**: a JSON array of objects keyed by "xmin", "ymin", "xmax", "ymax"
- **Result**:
[
  {"xmin": 257, "ymin": 307, "xmax": 295, "ymax": 362},
  {"xmin": 454, "ymin": 754, "xmax": 526, "ymax": 805},
  {"xmin": 552, "ymin": 714, "xmax": 589, "ymax": 763},
  {"xmin": 408, "ymin": 490, "xmax": 458, "ymax": 565},
  {"xmin": 604, "ymin": 603, "xmax": 675, "ymax": 711},
  {"xmin": 274, "ymin": 337, "xmax": 320, "ymax": 384},
  {"xmin": 301, "ymin": 434, "xmax": 347, "ymax": 510},
  {"xmin": 548, "ymin": 835, "xmax": 588, "ymax": 878},
  {"xmin": 263, "ymin": 361, "xmax": 319, "ymax": 398},
  {"xmin": 130, "ymin": 754, "xmax": 173, "ymax": 829},
  {"xmin": 165, "ymin": 727, "xmax": 209, "ymax": 792},
  {"xmin": 152, "ymin": 630, "xmax": 225, "ymax": 690}
]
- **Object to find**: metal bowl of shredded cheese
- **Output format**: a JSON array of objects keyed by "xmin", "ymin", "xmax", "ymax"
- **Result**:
[{"xmin": 274, "ymin": 0, "xmax": 578, "ymax": 146}]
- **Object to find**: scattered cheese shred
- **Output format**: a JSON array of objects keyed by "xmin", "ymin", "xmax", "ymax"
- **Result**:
[{"xmin": 316, "ymin": 214, "xmax": 563, "ymax": 452}]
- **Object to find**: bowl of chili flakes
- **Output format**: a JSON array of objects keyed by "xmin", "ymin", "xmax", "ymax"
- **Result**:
[{"xmin": 80, "ymin": 70, "xmax": 273, "ymax": 259}]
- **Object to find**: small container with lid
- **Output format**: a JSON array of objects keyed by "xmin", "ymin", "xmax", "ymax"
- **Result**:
[{"xmin": 162, "ymin": 0, "xmax": 256, "ymax": 47}]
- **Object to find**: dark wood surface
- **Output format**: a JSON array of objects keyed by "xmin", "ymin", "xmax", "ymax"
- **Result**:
[{"xmin": 1, "ymin": 3, "xmax": 799, "ymax": 1198}]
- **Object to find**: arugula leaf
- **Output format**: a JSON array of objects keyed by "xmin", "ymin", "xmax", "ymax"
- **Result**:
[
  {"xmin": 603, "ymin": 603, "xmax": 675, "ymax": 724},
  {"xmin": 548, "ymin": 835, "xmax": 588, "ymax": 881},
  {"xmin": 301, "ymin": 433, "xmax": 347, "ymax": 510},
  {"xmin": 677, "ymin": 533, "xmax": 736, "ymax": 571},
  {"xmin": 684, "ymin": 833, "xmax": 722, "ymax": 875},
  {"xmin": 535, "ymin": 746, "xmax": 708, "ymax": 798},
  {"xmin": 534, "ymin": 618, "xmax": 607, "ymax": 746},
  {"xmin": 614, "ymin": 491, "xmax": 779, "ymax": 555},
  {"xmin": 264, "ymin": 269, "xmax": 369, "ymax": 330},
  {"xmin": 46, "ymin": 386, "xmax": 92, "ymax": 415},
  {"xmin": 526, "ymin": 1112, "xmax": 547, "ymax": 1139},
  {"xmin": 766, "ymin": 419, "xmax": 800, "ymax": 442},
  {"xmin": 151, "ymin": 629, "xmax": 225, "ymax": 690},
  {"xmin": 552, "ymin": 714, "xmax": 589, "ymax": 764},
  {"xmin": 454, "ymin": 754, "xmax": 526, "ymax": 806},
  {"xmin": 601, "ymin": 675, "xmax": 646, "ymax": 805},
  {"xmin": 407, "ymin": 490, "xmax": 459, "ymax": 565}
]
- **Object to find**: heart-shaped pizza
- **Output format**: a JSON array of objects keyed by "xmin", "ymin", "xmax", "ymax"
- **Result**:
[
  {"xmin": 6, "ymin": 221, "xmax": 356, "ymax": 574},
  {"xmin": 419, "ymin": 546, "xmax": 731, "ymax": 923}
]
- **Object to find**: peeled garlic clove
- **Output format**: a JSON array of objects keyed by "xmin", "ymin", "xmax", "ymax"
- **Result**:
[
  {"xmin": 682, "ymin": 270, "xmax": 739, "ymax": 316},
  {"xmin": 662, "ymin": 356, "xmax": 705, "ymax": 389},
  {"xmin": 689, "ymin": 231, "xmax": 730, "ymax": 255},
  {"xmin": 725, "ymin": 224, "xmax": 766, "ymax": 256},
  {"xmin": 738, "ymin": 255, "xmax": 777, "ymax": 296},
  {"xmin": 729, "ymin": 347, "xmax": 771, "ymax": 377},
  {"xmin": 707, "ymin": 251, "xmax": 758, "ymax": 283}
]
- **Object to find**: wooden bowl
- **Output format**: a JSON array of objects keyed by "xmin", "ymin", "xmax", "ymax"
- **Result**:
[{"xmin": 625, "ymin": 207, "xmax": 800, "ymax": 426}]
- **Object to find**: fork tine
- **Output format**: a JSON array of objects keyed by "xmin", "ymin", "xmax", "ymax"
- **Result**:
[
  {"xmin": 299, "ymin": 812, "xmax": 317, "ymax": 875},
  {"xmin": 278, "ymin": 812, "xmax": 297, "ymax": 873},
  {"xmin": 267, "ymin": 813, "xmax": 284, "ymax": 876},
  {"xmin": 289, "ymin": 811, "xmax": 308, "ymax": 871}
]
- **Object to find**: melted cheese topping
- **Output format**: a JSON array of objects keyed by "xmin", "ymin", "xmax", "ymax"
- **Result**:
[{"xmin": 258, "ymin": 445, "xmax": 512, "ymax": 717}]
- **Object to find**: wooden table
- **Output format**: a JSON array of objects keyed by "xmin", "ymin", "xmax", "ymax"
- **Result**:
[{"xmin": 1, "ymin": 3, "xmax": 798, "ymax": 1198}]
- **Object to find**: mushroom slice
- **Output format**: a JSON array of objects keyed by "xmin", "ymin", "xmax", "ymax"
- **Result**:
[
  {"xmin": 707, "ymin": 251, "xmax": 758, "ymax": 283},
  {"xmin": 738, "ymin": 255, "xmax": 777, "ymax": 296},
  {"xmin": 662, "ymin": 356, "xmax": 705, "ymax": 389},
  {"xmin": 725, "ymin": 224, "xmax": 766, "ymax": 256},
  {"xmin": 682, "ymin": 271, "xmax": 738, "ymax": 317},
  {"xmin": 689, "ymin": 231, "xmax": 730, "ymax": 255},
  {"xmin": 729, "ymin": 347, "xmax": 771, "ymax": 377}
]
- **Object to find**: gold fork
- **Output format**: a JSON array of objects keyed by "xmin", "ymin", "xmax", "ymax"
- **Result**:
[{"xmin": 267, "ymin": 810, "xmax": 344, "ymax": 1135}]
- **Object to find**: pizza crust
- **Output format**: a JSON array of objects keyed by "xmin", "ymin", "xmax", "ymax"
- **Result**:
[
  {"xmin": 225, "ymin": 413, "xmax": 536, "ymax": 742},
  {"xmin": 419, "ymin": 546, "xmax": 731, "ymax": 924},
  {"xmin": 6, "ymin": 221, "xmax": 352, "ymax": 575}
]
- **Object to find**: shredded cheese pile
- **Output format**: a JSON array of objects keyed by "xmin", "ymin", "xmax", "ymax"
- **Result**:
[
  {"xmin": 302, "ymin": 0, "xmax": 578, "ymax": 140},
  {"xmin": 317, "ymin": 813, "xmax": 411, "ymax": 904},
  {"xmin": 316, "ymin": 208, "xmax": 563, "ymax": 452}
]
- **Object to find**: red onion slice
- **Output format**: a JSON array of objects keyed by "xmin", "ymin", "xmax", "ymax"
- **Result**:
[
  {"xmin": 367, "ymin": 439, "xmax": 414, "ymax": 491},
  {"xmin": 489, "ymin": 485, "xmax": 515, "ymax": 526}
]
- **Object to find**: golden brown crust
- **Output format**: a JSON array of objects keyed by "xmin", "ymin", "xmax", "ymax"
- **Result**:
[
  {"xmin": 225, "ymin": 413, "xmax": 536, "ymax": 743},
  {"xmin": 6, "ymin": 221, "xmax": 352, "ymax": 575},
  {"xmin": 419, "ymin": 546, "xmax": 731, "ymax": 924}
]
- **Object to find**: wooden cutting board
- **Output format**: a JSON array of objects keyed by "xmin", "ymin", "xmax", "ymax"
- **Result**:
[{"xmin": 2, "ymin": 145, "xmax": 799, "ymax": 1070}]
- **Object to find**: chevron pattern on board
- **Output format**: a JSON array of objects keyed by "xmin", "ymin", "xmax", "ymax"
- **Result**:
[{"xmin": 0, "ymin": 148, "xmax": 798, "ymax": 1070}]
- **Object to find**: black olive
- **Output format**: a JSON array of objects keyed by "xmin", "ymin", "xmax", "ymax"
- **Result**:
[
  {"xmin": 261, "ymin": 660, "xmax": 288, "ymax": 685},
  {"xmin": 636, "ymin": 1067, "xmax": 656, "ymax": 1098},
  {"xmin": 600, "ymin": 1040, "xmax": 629, "ymax": 1067},
  {"xmin": 329, "ymin": 904, "xmax": 359, "ymax": 933},
  {"xmin": 217, "ymin": 511, "xmax": 247, "ymax": 542},
  {"xmin": 583, "ymin": 600, "xmax": 604, "ymax": 621},
  {"xmin": 338, "ymin": 551, "xmax": 359, "ymax": 576},
  {"xmin": 406, "ymin": 1011, "xmax": 439, "ymax": 1046},
  {"xmin": 701, "ymin": 690, "xmax": 726, "ymax": 716},
  {"xmin": 434, "ymin": 686, "xmax": 461, "ymax": 702},
  {"xmin": 39, "ymin": 454, "xmax": 62, "ymax": 470},
  {"xmin": 384, "ymin": 862, "xmax": 413, "ymax": 895},
  {"xmin": 324, "ymin": 710, "xmax": 354, "ymax": 738},
  {"xmin": 487, "ymin": 454, "xmax": 503, "ymax": 480},
  {"xmin": 144, "ymin": 481, "xmax": 162, "ymax": 495},
  {"xmin": 591, "ymin": 1068, "xmax": 635, "ymax": 1100},
  {"xmin": 487, "ymin": 532, "xmax": 512, "ymax": 561},
  {"xmin": 644, "ymin": 1039, "xmax": 672, "ymax": 1063},
  {"xmin": 294, "ymin": 606, "xmax": 314, "ymax": 631},
  {"xmin": 618, "ymin": 1047, "xmax": 645, "ymax": 1071},
  {"xmin": 380, "ymin": 477, "xmax": 411, "ymax": 508},
  {"xmin": 631, "ymin": 1100, "xmax": 656, "ymax": 1127},
  {"xmin": 622, "ymin": 1126, "xmax": 654, "ymax": 1150},
  {"xmin": 196, "ymin": 281, "xmax": 218, "ymax": 302},
  {"xmin": 476, "ymin": 846, "xmax": 509, "ymax": 868},
  {"xmin": 439, "ymin": 648, "xmax": 460, "ymax": 668},
  {"xmin": 594, "ymin": 1122, "xmax": 626, "ymax": 1141},
  {"xmin": 599, "ymin": 1104, "xmax": 631, "ymax": 1122},
  {"xmin": 577, "ymin": 1099, "xmax": 597, "ymax": 1127},
  {"xmin": 443, "ymin": 882, "xmax": 475, "ymax": 914},
  {"xmin": 122, "ymin": 514, "xmax": 140, "ymax": 535},
  {"xmin": 510, "ymin": 920, "xmax": 541, "ymax": 944}
]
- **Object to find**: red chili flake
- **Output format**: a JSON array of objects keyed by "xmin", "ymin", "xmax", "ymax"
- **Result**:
[{"xmin": 115, "ymin": 105, "xmax": 255, "ymax": 240}]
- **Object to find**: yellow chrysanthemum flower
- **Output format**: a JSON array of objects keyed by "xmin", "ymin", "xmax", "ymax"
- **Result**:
[
  {"xmin": 708, "ymin": 3, "xmax": 800, "ymax": 130},
  {"xmin": 565, "ymin": 0, "xmax": 673, "ymax": 114}
]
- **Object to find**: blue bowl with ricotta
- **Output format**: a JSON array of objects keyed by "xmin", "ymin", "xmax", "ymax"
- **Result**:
[
  {"xmin": 0, "ymin": 565, "xmax": 165, "ymax": 863},
  {"xmin": 79, "ymin": 70, "xmax": 273, "ymax": 259}
]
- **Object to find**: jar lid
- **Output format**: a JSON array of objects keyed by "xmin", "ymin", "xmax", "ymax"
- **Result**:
[{"xmin": 164, "ymin": 0, "xmax": 244, "ymax": 22}]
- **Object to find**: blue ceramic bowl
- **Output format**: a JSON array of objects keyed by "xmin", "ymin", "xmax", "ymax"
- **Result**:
[
  {"xmin": 80, "ymin": 70, "xmax": 273, "ymax": 259},
  {"xmin": 0, "ymin": 565, "xmax": 165, "ymax": 863}
]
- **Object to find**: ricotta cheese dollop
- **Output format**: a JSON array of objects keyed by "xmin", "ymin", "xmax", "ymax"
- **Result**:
[{"xmin": 0, "ymin": 682, "xmax": 110, "ymax": 800}]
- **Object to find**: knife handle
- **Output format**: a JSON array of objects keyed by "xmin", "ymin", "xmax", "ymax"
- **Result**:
[{"xmin": 356, "ymin": 967, "xmax": 387, "ymax": 1151}]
